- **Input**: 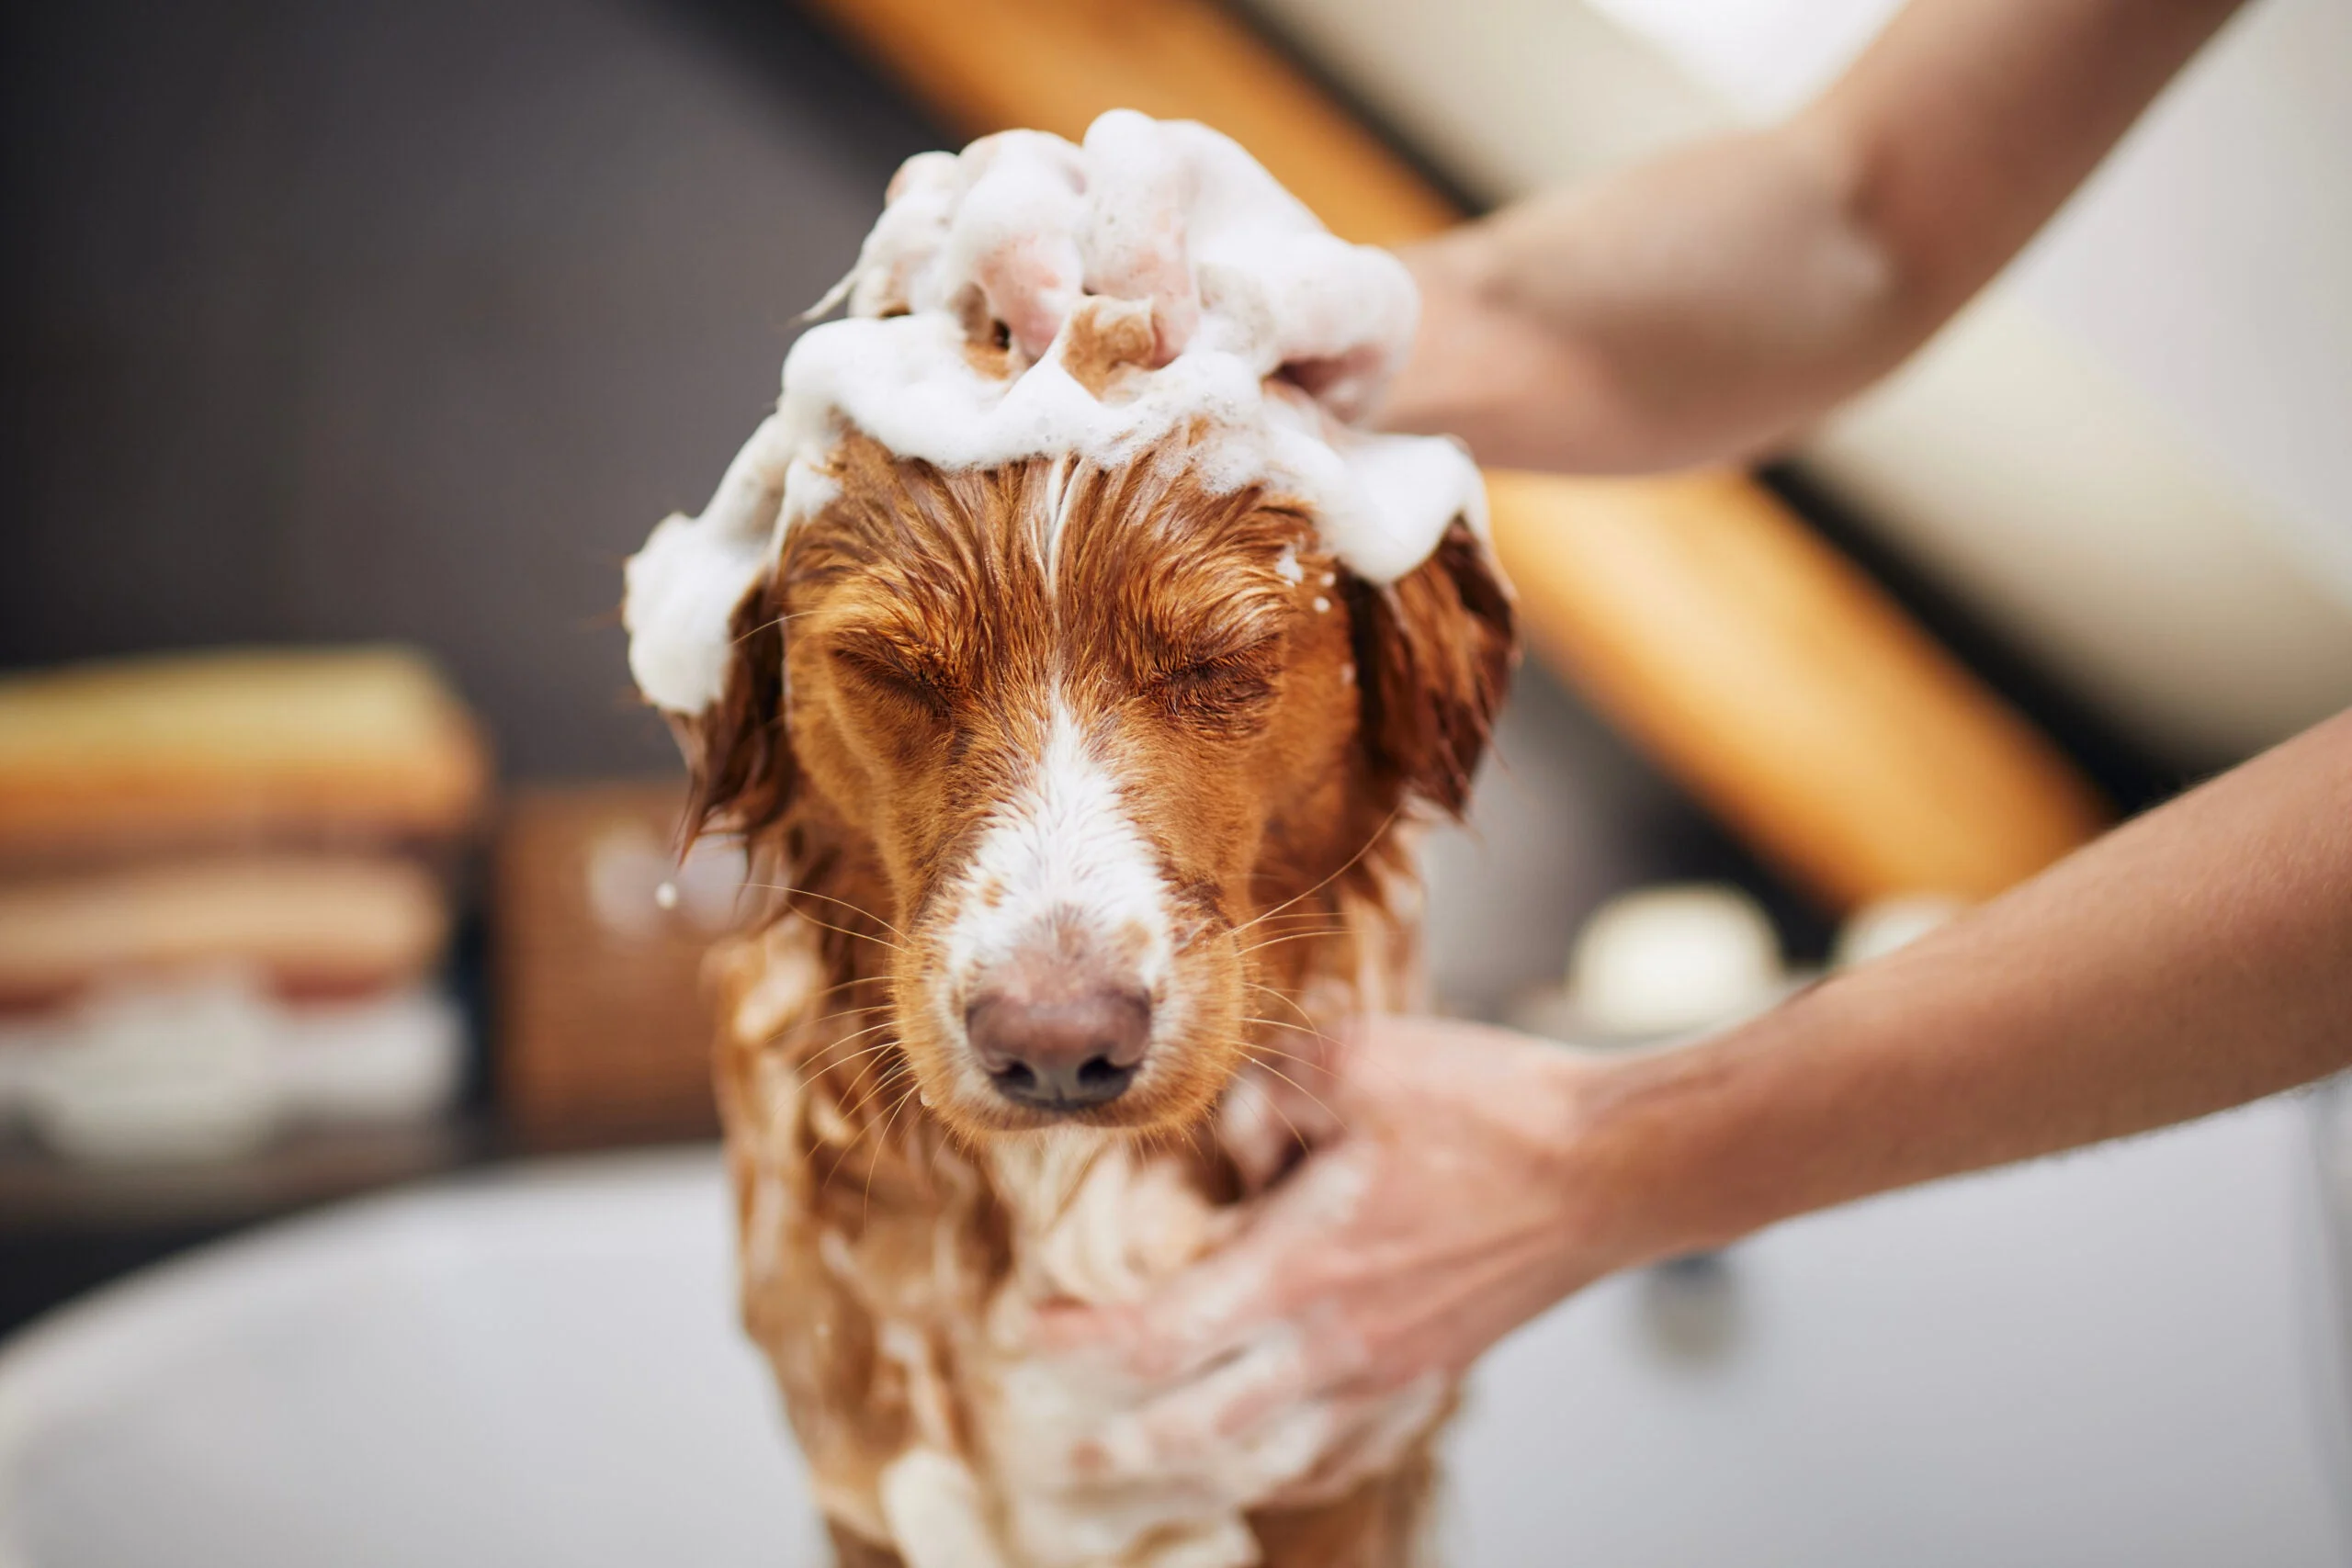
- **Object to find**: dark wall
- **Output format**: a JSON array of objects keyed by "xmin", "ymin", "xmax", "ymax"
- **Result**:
[{"xmin": 0, "ymin": 0, "xmax": 942, "ymax": 778}]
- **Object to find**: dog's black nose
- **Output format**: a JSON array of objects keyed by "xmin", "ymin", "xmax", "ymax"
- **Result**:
[{"xmin": 967, "ymin": 988, "xmax": 1150, "ymax": 1110}]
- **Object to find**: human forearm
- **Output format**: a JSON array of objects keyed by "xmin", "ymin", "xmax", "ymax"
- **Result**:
[
  {"xmin": 1384, "ymin": 125, "xmax": 1895, "ymax": 472},
  {"xmin": 1382, "ymin": 0, "xmax": 2248, "ymax": 473},
  {"xmin": 1583, "ymin": 707, "xmax": 2352, "ymax": 1262}
]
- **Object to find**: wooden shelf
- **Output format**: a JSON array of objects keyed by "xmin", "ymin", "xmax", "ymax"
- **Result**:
[{"xmin": 0, "ymin": 1118, "xmax": 492, "ymax": 1236}]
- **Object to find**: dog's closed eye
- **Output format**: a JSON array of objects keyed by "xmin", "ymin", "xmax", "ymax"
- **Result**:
[
  {"xmin": 1142, "ymin": 637, "xmax": 1283, "ymax": 730},
  {"xmin": 831, "ymin": 638, "xmax": 960, "ymax": 719}
]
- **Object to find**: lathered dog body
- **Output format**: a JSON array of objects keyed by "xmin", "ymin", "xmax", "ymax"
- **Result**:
[{"xmin": 625, "ymin": 112, "xmax": 1514, "ymax": 1567}]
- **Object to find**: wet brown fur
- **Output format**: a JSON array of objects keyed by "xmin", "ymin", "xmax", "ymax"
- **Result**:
[{"xmin": 682, "ymin": 322, "xmax": 1513, "ymax": 1563}]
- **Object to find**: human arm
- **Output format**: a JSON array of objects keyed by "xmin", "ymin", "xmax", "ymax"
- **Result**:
[
  {"xmin": 1380, "ymin": 0, "xmax": 2250, "ymax": 472},
  {"xmin": 1605, "ymin": 705, "xmax": 2352, "ymax": 1256},
  {"xmin": 1042, "ymin": 706, "xmax": 2352, "ymax": 1490}
]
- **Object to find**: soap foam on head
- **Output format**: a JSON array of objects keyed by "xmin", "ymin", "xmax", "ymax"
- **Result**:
[{"xmin": 625, "ymin": 109, "xmax": 1485, "ymax": 716}]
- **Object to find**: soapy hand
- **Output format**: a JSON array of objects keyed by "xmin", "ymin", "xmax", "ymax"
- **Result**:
[
  {"xmin": 848, "ymin": 110, "xmax": 1418, "ymax": 398},
  {"xmin": 1035, "ymin": 1016, "xmax": 1628, "ymax": 1506}
]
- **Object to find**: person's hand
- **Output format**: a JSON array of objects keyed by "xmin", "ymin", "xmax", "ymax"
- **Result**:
[
  {"xmin": 1374, "ymin": 132, "xmax": 1872, "ymax": 475},
  {"xmin": 1034, "ymin": 1015, "xmax": 1645, "ymax": 1506},
  {"xmin": 1377, "ymin": 218, "xmax": 1634, "ymax": 470}
]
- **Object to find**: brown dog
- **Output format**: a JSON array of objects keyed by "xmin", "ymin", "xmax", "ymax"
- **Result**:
[{"xmin": 631, "ymin": 114, "xmax": 1515, "ymax": 1568}]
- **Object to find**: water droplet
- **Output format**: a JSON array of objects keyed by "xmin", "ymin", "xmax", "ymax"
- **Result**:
[{"xmin": 653, "ymin": 880, "xmax": 680, "ymax": 910}]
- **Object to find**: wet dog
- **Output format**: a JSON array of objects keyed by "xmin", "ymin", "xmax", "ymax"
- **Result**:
[{"xmin": 627, "ymin": 112, "xmax": 1514, "ymax": 1567}]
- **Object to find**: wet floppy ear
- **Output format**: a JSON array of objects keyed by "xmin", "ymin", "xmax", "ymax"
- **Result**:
[
  {"xmin": 675, "ymin": 578, "xmax": 798, "ymax": 843},
  {"xmin": 1347, "ymin": 521, "xmax": 1518, "ymax": 817}
]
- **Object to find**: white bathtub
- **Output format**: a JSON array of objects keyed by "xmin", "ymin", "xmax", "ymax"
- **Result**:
[{"xmin": 4, "ymin": 1097, "xmax": 2347, "ymax": 1566}]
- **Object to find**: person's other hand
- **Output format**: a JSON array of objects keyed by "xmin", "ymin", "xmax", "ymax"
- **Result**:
[
  {"xmin": 1035, "ymin": 1015, "xmax": 1642, "ymax": 1505},
  {"xmin": 1374, "ymin": 126, "xmax": 1905, "ymax": 473},
  {"xmin": 1377, "ymin": 220, "xmax": 1637, "ymax": 470}
]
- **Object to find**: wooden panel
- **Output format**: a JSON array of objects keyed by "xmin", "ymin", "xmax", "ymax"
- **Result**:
[
  {"xmin": 1487, "ymin": 470, "xmax": 2109, "ymax": 904},
  {"xmin": 494, "ymin": 781, "xmax": 721, "ymax": 1147},
  {"xmin": 793, "ymin": 0, "xmax": 2111, "ymax": 905}
]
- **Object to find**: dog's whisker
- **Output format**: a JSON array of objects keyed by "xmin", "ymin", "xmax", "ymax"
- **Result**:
[
  {"xmin": 1236, "ymin": 917, "xmax": 1353, "ymax": 939},
  {"xmin": 1242, "ymin": 1014, "xmax": 1331, "ymax": 1041},
  {"xmin": 825, "ymin": 1041, "xmax": 904, "ymax": 1077},
  {"xmin": 819, "ymin": 1060, "xmax": 911, "ymax": 1197},
  {"xmin": 730, "ymin": 607, "xmax": 820, "ymax": 648},
  {"xmin": 831, "ymin": 1055, "xmax": 913, "ymax": 1129},
  {"xmin": 739, "ymin": 882, "xmax": 909, "ymax": 940},
  {"xmin": 1245, "ymin": 981, "xmax": 1323, "ymax": 1032},
  {"xmin": 797, "ymin": 976, "xmax": 892, "ymax": 1010},
  {"xmin": 802, "ymin": 1050, "xmax": 901, "ymax": 1105},
  {"xmin": 1044, "ymin": 1140, "xmax": 1114, "ymax": 1228},
  {"xmin": 1241, "ymin": 1038, "xmax": 1351, "ymax": 1088},
  {"xmin": 1235, "ymin": 928, "xmax": 1355, "ymax": 958},
  {"xmin": 861, "ymin": 1073, "xmax": 922, "ymax": 1227},
  {"xmin": 797, "ymin": 1016, "xmax": 899, "ymax": 1060},
  {"xmin": 804, "ymin": 1025, "xmax": 902, "ymax": 1071},
  {"xmin": 1227, "ymin": 1049, "xmax": 1312, "ymax": 1153},
  {"xmin": 818, "ymin": 1068, "xmax": 912, "ymax": 1177},
  {"xmin": 1245, "ymin": 990, "xmax": 1341, "ymax": 1060},
  {"xmin": 812, "ymin": 1008, "xmax": 896, "ymax": 1036},
  {"xmin": 764, "ymin": 999, "xmax": 890, "ymax": 1051},
  {"xmin": 1238, "ymin": 1022, "xmax": 1351, "ymax": 1129},
  {"xmin": 1250, "ymin": 1027, "xmax": 1420, "ymax": 1101},
  {"xmin": 1240, "ymin": 1048, "xmax": 1349, "ymax": 1136},
  {"xmin": 1237, "ymin": 917, "xmax": 1356, "ymax": 937},
  {"xmin": 1232, "ymin": 805, "xmax": 1402, "ymax": 935},
  {"xmin": 819, "ymin": 1091, "xmax": 891, "ymax": 1166},
  {"xmin": 1250, "ymin": 1077, "xmax": 1310, "ymax": 1154},
  {"xmin": 1238, "ymin": 919, "xmax": 1355, "ymax": 941},
  {"xmin": 797, "ymin": 1000, "xmax": 891, "ymax": 1032},
  {"xmin": 783, "ymin": 908, "xmax": 908, "ymax": 956}
]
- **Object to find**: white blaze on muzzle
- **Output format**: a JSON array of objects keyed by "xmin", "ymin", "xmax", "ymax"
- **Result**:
[{"xmin": 934, "ymin": 703, "xmax": 1175, "ymax": 1036}]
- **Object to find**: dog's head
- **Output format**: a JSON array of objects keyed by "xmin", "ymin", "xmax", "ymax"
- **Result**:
[
  {"xmin": 681, "ymin": 422, "xmax": 1508, "ymax": 1140},
  {"xmin": 630, "ymin": 112, "xmax": 1513, "ymax": 1141}
]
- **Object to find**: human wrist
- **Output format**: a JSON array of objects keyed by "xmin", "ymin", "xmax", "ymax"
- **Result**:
[
  {"xmin": 1379, "ymin": 226, "xmax": 1522, "ymax": 442},
  {"xmin": 1493, "ymin": 1041, "xmax": 1689, "ymax": 1292},
  {"xmin": 1550, "ymin": 1017, "xmax": 1804, "ymax": 1272}
]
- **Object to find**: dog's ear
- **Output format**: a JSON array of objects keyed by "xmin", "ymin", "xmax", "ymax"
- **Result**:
[
  {"xmin": 675, "ymin": 578, "xmax": 798, "ymax": 844},
  {"xmin": 1349, "ymin": 520, "xmax": 1517, "ymax": 817}
]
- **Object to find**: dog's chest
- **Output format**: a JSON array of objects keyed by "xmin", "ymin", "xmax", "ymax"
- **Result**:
[{"xmin": 714, "ymin": 907, "xmax": 1436, "ymax": 1568}]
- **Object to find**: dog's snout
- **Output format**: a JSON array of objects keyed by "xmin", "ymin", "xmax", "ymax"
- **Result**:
[{"xmin": 967, "ymin": 985, "xmax": 1150, "ymax": 1111}]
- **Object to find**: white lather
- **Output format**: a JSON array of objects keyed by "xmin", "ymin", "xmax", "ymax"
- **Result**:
[{"xmin": 624, "ymin": 109, "xmax": 1487, "ymax": 719}]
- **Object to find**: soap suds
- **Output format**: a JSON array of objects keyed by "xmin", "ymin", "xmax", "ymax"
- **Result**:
[
  {"xmin": 882, "ymin": 1448, "xmax": 1009, "ymax": 1568},
  {"xmin": 965, "ymin": 1135, "xmax": 1317, "ymax": 1568},
  {"xmin": 624, "ymin": 108, "xmax": 1485, "ymax": 716}
]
